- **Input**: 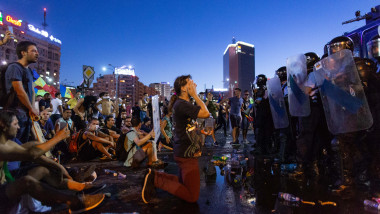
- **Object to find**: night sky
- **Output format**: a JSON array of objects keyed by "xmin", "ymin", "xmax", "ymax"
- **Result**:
[{"xmin": 0, "ymin": 0, "xmax": 376, "ymax": 90}]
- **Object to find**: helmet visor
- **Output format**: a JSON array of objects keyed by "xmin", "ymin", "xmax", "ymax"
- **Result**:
[
  {"xmin": 367, "ymin": 39, "xmax": 380, "ymax": 59},
  {"xmin": 327, "ymin": 42, "xmax": 348, "ymax": 55}
]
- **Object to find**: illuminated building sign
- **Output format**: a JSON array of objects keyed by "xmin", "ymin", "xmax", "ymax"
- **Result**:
[
  {"xmin": 28, "ymin": 24, "xmax": 62, "ymax": 45},
  {"xmin": 28, "ymin": 24, "xmax": 48, "ymax": 37},
  {"xmin": 115, "ymin": 65, "xmax": 135, "ymax": 76},
  {"xmin": 6, "ymin": 15, "xmax": 22, "ymax": 27},
  {"xmin": 0, "ymin": 12, "xmax": 3, "ymax": 25}
]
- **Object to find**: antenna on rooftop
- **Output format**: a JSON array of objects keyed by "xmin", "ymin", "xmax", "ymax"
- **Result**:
[
  {"xmin": 232, "ymin": 37, "xmax": 236, "ymax": 44},
  {"xmin": 42, "ymin": 8, "xmax": 48, "ymax": 29}
]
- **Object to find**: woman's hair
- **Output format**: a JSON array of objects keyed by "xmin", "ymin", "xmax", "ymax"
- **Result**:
[
  {"xmin": 162, "ymin": 106, "xmax": 169, "ymax": 115},
  {"xmin": 169, "ymin": 75, "xmax": 191, "ymax": 112}
]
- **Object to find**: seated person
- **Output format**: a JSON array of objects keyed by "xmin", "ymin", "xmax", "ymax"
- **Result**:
[
  {"xmin": 124, "ymin": 117, "xmax": 161, "ymax": 167},
  {"xmin": 159, "ymin": 106, "xmax": 173, "ymax": 151},
  {"xmin": 38, "ymin": 110, "xmax": 55, "ymax": 140},
  {"xmin": 140, "ymin": 117, "xmax": 152, "ymax": 133},
  {"xmin": 53, "ymin": 108, "xmax": 75, "ymax": 160},
  {"xmin": 121, "ymin": 116, "xmax": 132, "ymax": 134},
  {"xmin": 78, "ymin": 118, "xmax": 116, "ymax": 161},
  {"xmin": 0, "ymin": 110, "xmax": 105, "ymax": 213},
  {"xmin": 116, "ymin": 109, "xmax": 127, "ymax": 130},
  {"xmin": 100, "ymin": 116, "xmax": 121, "ymax": 142}
]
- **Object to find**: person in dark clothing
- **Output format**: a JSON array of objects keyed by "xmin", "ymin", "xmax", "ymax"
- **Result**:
[
  {"xmin": 5, "ymin": 41, "xmax": 39, "ymax": 144},
  {"xmin": 142, "ymin": 75, "xmax": 210, "ymax": 204}
]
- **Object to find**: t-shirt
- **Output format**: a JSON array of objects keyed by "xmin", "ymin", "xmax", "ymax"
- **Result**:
[
  {"xmin": 100, "ymin": 126, "xmax": 121, "ymax": 135},
  {"xmin": 55, "ymin": 117, "xmax": 73, "ymax": 131},
  {"xmin": 5, "ymin": 63, "xmax": 34, "ymax": 111},
  {"xmin": 228, "ymin": 97, "xmax": 243, "ymax": 116},
  {"xmin": 67, "ymin": 98, "xmax": 78, "ymax": 109},
  {"xmin": 38, "ymin": 119, "xmax": 54, "ymax": 138},
  {"xmin": 39, "ymin": 99, "xmax": 51, "ymax": 110},
  {"xmin": 206, "ymin": 100, "xmax": 217, "ymax": 119},
  {"xmin": 124, "ymin": 128, "xmax": 139, "ymax": 167},
  {"xmin": 51, "ymin": 98, "xmax": 62, "ymax": 114},
  {"xmin": 172, "ymin": 98, "xmax": 201, "ymax": 158}
]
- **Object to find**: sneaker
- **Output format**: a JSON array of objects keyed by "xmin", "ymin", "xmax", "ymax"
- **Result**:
[
  {"xmin": 70, "ymin": 193, "xmax": 105, "ymax": 214},
  {"xmin": 232, "ymin": 141, "xmax": 240, "ymax": 145},
  {"xmin": 213, "ymin": 141, "xmax": 219, "ymax": 146},
  {"xmin": 243, "ymin": 139, "xmax": 250, "ymax": 144},
  {"xmin": 142, "ymin": 168, "xmax": 156, "ymax": 204}
]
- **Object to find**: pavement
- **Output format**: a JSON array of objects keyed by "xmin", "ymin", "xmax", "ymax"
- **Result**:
[{"xmin": 43, "ymin": 130, "xmax": 375, "ymax": 214}]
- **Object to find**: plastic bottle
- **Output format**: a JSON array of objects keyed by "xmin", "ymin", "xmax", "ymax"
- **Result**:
[
  {"xmin": 364, "ymin": 199, "xmax": 380, "ymax": 210},
  {"xmin": 104, "ymin": 169, "xmax": 116, "ymax": 175},
  {"xmin": 278, "ymin": 192, "xmax": 300, "ymax": 202}
]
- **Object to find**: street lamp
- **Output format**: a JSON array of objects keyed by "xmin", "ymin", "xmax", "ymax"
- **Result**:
[{"xmin": 1, "ymin": 61, "xmax": 6, "ymax": 65}]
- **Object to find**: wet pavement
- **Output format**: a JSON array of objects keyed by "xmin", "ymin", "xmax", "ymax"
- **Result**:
[{"xmin": 45, "ymin": 130, "xmax": 378, "ymax": 214}]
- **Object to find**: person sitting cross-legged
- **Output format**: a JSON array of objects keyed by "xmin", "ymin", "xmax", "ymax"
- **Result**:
[
  {"xmin": 0, "ymin": 110, "xmax": 105, "ymax": 214},
  {"xmin": 77, "ymin": 118, "xmax": 116, "ymax": 161}
]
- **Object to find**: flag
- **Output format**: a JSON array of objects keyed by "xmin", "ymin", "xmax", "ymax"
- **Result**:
[
  {"xmin": 35, "ymin": 77, "xmax": 47, "ymax": 88},
  {"xmin": 60, "ymin": 85, "xmax": 73, "ymax": 98}
]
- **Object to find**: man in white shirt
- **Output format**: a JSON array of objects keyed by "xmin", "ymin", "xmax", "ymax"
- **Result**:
[
  {"xmin": 34, "ymin": 95, "xmax": 42, "ymax": 115},
  {"xmin": 50, "ymin": 92, "xmax": 63, "ymax": 125}
]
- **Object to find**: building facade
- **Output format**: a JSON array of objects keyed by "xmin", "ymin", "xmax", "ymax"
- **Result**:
[
  {"xmin": 149, "ymin": 82, "xmax": 171, "ymax": 100},
  {"xmin": 223, "ymin": 41, "xmax": 255, "ymax": 96},
  {"xmin": 92, "ymin": 74, "xmax": 158, "ymax": 105},
  {"xmin": 0, "ymin": 10, "xmax": 62, "ymax": 88}
]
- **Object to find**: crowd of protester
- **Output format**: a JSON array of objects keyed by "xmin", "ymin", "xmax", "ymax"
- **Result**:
[{"xmin": 2, "ymin": 25, "xmax": 380, "ymax": 213}]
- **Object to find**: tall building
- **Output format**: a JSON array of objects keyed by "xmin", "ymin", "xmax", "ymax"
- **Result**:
[
  {"xmin": 149, "ymin": 82, "xmax": 171, "ymax": 100},
  {"xmin": 223, "ymin": 40, "xmax": 255, "ymax": 96},
  {"xmin": 0, "ymin": 10, "xmax": 62, "ymax": 88},
  {"xmin": 92, "ymin": 72, "xmax": 158, "ymax": 105}
]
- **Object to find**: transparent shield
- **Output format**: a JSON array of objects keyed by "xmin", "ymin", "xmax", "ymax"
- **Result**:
[
  {"xmin": 286, "ymin": 54, "xmax": 311, "ymax": 117},
  {"xmin": 267, "ymin": 76, "xmax": 289, "ymax": 129},
  {"xmin": 313, "ymin": 49, "xmax": 373, "ymax": 134}
]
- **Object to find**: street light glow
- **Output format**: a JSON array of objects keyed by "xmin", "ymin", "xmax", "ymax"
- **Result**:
[
  {"xmin": 102, "ymin": 67, "xmax": 106, "ymax": 71},
  {"xmin": 1, "ymin": 61, "xmax": 6, "ymax": 65}
]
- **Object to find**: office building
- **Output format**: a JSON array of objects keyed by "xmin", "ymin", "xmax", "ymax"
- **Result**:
[{"xmin": 223, "ymin": 40, "xmax": 255, "ymax": 96}]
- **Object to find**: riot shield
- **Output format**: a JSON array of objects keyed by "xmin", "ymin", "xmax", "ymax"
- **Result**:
[
  {"xmin": 267, "ymin": 76, "xmax": 289, "ymax": 129},
  {"xmin": 313, "ymin": 49, "xmax": 373, "ymax": 134},
  {"xmin": 286, "ymin": 54, "xmax": 311, "ymax": 117}
]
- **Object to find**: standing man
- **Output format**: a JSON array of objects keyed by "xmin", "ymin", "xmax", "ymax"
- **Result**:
[
  {"xmin": 222, "ymin": 88, "xmax": 243, "ymax": 145},
  {"xmin": 50, "ymin": 92, "xmax": 63, "ymax": 125},
  {"xmin": 241, "ymin": 90, "xmax": 252, "ymax": 144},
  {"xmin": 97, "ymin": 93, "xmax": 116, "ymax": 119},
  {"xmin": 5, "ymin": 41, "xmax": 39, "ymax": 143}
]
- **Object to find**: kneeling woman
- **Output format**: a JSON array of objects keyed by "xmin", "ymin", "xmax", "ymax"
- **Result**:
[{"xmin": 142, "ymin": 75, "xmax": 210, "ymax": 203}]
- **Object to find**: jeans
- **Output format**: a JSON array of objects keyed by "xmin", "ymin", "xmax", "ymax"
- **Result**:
[
  {"xmin": 154, "ymin": 156, "xmax": 200, "ymax": 203},
  {"xmin": 16, "ymin": 109, "xmax": 32, "ymax": 144}
]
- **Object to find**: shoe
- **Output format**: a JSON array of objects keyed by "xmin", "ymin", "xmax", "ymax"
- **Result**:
[
  {"xmin": 78, "ymin": 184, "xmax": 107, "ymax": 195},
  {"xmin": 243, "ymin": 139, "xmax": 250, "ymax": 144},
  {"xmin": 213, "ymin": 141, "xmax": 219, "ymax": 146},
  {"xmin": 70, "ymin": 193, "xmax": 105, "ymax": 214},
  {"xmin": 232, "ymin": 141, "xmax": 240, "ymax": 145},
  {"xmin": 73, "ymin": 165, "xmax": 96, "ymax": 183},
  {"xmin": 142, "ymin": 168, "xmax": 156, "ymax": 204},
  {"xmin": 150, "ymin": 160, "xmax": 165, "ymax": 169}
]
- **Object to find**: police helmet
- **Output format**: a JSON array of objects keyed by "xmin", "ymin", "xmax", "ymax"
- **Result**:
[
  {"xmin": 275, "ymin": 66, "xmax": 287, "ymax": 82},
  {"xmin": 327, "ymin": 36, "xmax": 354, "ymax": 55},
  {"xmin": 255, "ymin": 74, "xmax": 267, "ymax": 87},
  {"xmin": 354, "ymin": 57, "xmax": 377, "ymax": 84},
  {"xmin": 367, "ymin": 35, "xmax": 380, "ymax": 61},
  {"xmin": 304, "ymin": 52, "xmax": 320, "ymax": 73}
]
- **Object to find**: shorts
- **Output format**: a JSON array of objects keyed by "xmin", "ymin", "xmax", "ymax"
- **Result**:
[
  {"xmin": 0, "ymin": 184, "xmax": 19, "ymax": 213},
  {"xmin": 230, "ymin": 114, "xmax": 242, "ymax": 128},
  {"xmin": 241, "ymin": 116, "xmax": 250, "ymax": 130}
]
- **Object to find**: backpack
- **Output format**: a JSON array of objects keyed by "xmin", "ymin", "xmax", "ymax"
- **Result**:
[
  {"xmin": 0, "ymin": 62, "xmax": 30, "ymax": 109},
  {"xmin": 68, "ymin": 130, "xmax": 85, "ymax": 154},
  {"xmin": 115, "ymin": 130, "xmax": 133, "ymax": 162}
]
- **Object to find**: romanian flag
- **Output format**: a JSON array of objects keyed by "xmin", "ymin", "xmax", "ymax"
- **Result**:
[{"xmin": 60, "ymin": 85, "xmax": 73, "ymax": 99}]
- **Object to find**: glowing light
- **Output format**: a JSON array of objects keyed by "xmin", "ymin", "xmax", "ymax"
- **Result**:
[
  {"xmin": 0, "ymin": 12, "xmax": 3, "ymax": 25},
  {"xmin": 49, "ymin": 35, "xmax": 61, "ymax": 44},
  {"xmin": 6, "ymin": 15, "xmax": 22, "ymax": 27},
  {"xmin": 115, "ymin": 65, "xmax": 135, "ymax": 76},
  {"xmin": 2, "ymin": 61, "xmax": 6, "ymax": 65},
  {"xmin": 44, "ymin": 8, "xmax": 47, "ymax": 12},
  {"xmin": 102, "ymin": 67, "xmax": 106, "ymax": 71},
  {"xmin": 28, "ymin": 24, "xmax": 48, "ymax": 37}
]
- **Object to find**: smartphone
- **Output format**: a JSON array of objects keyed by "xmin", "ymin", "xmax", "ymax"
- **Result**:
[
  {"xmin": 58, "ymin": 121, "xmax": 67, "ymax": 131},
  {"xmin": 7, "ymin": 26, "xmax": 14, "ymax": 39}
]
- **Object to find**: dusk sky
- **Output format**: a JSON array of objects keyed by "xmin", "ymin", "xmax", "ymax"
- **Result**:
[{"xmin": 0, "ymin": 0, "xmax": 377, "ymax": 90}]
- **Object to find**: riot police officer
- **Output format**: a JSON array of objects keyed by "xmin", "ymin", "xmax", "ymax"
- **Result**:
[
  {"xmin": 252, "ymin": 74, "xmax": 273, "ymax": 155},
  {"xmin": 290, "ymin": 52, "xmax": 331, "ymax": 179}
]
